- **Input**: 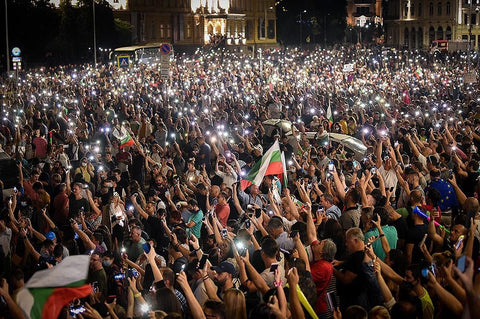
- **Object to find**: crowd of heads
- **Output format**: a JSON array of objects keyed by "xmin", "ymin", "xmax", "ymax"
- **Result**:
[{"xmin": 0, "ymin": 45, "xmax": 479, "ymax": 319}]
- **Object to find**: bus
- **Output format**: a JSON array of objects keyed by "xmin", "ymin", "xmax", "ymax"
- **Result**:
[{"xmin": 110, "ymin": 43, "xmax": 171, "ymax": 64}]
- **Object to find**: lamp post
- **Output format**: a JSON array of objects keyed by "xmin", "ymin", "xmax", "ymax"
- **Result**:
[
  {"xmin": 4, "ymin": 0, "xmax": 10, "ymax": 73},
  {"xmin": 93, "ymin": 0, "xmax": 97, "ymax": 67}
]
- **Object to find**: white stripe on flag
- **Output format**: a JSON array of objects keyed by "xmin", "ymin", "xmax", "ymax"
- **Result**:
[
  {"xmin": 25, "ymin": 255, "xmax": 90, "ymax": 288},
  {"xmin": 251, "ymin": 140, "xmax": 281, "ymax": 187}
]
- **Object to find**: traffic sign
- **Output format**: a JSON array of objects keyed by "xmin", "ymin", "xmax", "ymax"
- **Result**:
[
  {"xmin": 11, "ymin": 47, "xmax": 21, "ymax": 57},
  {"xmin": 160, "ymin": 43, "xmax": 172, "ymax": 55},
  {"xmin": 117, "ymin": 56, "xmax": 130, "ymax": 68}
]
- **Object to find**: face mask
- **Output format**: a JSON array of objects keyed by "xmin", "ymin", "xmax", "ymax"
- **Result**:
[{"xmin": 102, "ymin": 260, "xmax": 112, "ymax": 267}]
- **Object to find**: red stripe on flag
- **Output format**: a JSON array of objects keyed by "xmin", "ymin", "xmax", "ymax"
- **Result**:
[
  {"xmin": 41, "ymin": 284, "xmax": 92, "ymax": 319},
  {"xmin": 264, "ymin": 161, "xmax": 283, "ymax": 176},
  {"xmin": 120, "ymin": 139, "xmax": 135, "ymax": 149},
  {"xmin": 240, "ymin": 179, "xmax": 252, "ymax": 191}
]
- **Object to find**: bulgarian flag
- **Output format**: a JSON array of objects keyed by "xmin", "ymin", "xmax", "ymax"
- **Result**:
[
  {"xmin": 326, "ymin": 102, "xmax": 333, "ymax": 129},
  {"xmin": 113, "ymin": 125, "xmax": 135, "ymax": 149},
  {"xmin": 415, "ymin": 66, "xmax": 423, "ymax": 79},
  {"xmin": 17, "ymin": 255, "xmax": 92, "ymax": 319},
  {"xmin": 241, "ymin": 140, "xmax": 288, "ymax": 191}
]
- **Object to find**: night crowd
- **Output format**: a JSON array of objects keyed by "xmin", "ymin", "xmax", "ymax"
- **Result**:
[{"xmin": 0, "ymin": 45, "xmax": 479, "ymax": 319}]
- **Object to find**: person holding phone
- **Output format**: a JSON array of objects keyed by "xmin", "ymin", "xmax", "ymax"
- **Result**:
[{"xmin": 309, "ymin": 237, "xmax": 337, "ymax": 315}]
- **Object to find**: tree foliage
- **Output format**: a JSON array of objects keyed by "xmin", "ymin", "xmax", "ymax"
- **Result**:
[{"xmin": 0, "ymin": 0, "xmax": 132, "ymax": 70}]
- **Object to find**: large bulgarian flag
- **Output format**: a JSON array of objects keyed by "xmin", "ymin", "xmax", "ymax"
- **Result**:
[
  {"xmin": 17, "ymin": 255, "xmax": 92, "ymax": 319},
  {"xmin": 241, "ymin": 140, "xmax": 288, "ymax": 191},
  {"xmin": 113, "ymin": 125, "xmax": 135, "ymax": 149}
]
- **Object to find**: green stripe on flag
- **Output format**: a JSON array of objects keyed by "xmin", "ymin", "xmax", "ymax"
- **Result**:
[{"xmin": 29, "ymin": 287, "xmax": 55, "ymax": 319}]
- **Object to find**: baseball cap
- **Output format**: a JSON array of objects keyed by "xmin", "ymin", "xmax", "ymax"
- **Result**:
[
  {"xmin": 211, "ymin": 261, "xmax": 236, "ymax": 276},
  {"xmin": 45, "ymin": 231, "xmax": 56, "ymax": 240}
]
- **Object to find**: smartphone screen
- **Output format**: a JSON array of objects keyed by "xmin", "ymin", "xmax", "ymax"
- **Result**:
[
  {"xmin": 269, "ymin": 263, "xmax": 279, "ymax": 273},
  {"xmin": 198, "ymin": 254, "xmax": 209, "ymax": 269},
  {"xmin": 142, "ymin": 243, "xmax": 151, "ymax": 254},
  {"xmin": 328, "ymin": 161, "xmax": 334, "ymax": 172},
  {"xmin": 326, "ymin": 292, "xmax": 337, "ymax": 311},
  {"xmin": 290, "ymin": 230, "xmax": 298, "ymax": 238},
  {"xmin": 456, "ymin": 235, "xmax": 465, "ymax": 250},
  {"xmin": 457, "ymin": 255, "xmax": 466, "ymax": 272}
]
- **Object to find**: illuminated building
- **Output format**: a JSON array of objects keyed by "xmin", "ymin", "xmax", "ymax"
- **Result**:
[{"xmin": 384, "ymin": 0, "xmax": 480, "ymax": 49}]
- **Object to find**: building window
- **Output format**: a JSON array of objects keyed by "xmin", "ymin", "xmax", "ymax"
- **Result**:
[
  {"xmin": 429, "ymin": 2, "xmax": 433, "ymax": 16},
  {"xmin": 258, "ymin": 17, "xmax": 265, "ymax": 39},
  {"xmin": 411, "ymin": 3, "xmax": 415, "ymax": 16},
  {"xmin": 472, "ymin": 14, "xmax": 477, "ymax": 25},
  {"xmin": 246, "ymin": 20, "xmax": 254, "ymax": 40},
  {"xmin": 419, "ymin": 3, "xmax": 422, "ymax": 16},
  {"xmin": 186, "ymin": 23, "xmax": 192, "ymax": 38},
  {"xmin": 446, "ymin": 2, "xmax": 450, "ymax": 15},
  {"xmin": 465, "ymin": 13, "xmax": 469, "ymax": 25},
  {"xmin": 404, "ymin": 3, "xmax": 408, "ymax": 17},
  {"xmin": 267, "ymin": 19, "xmax": 275, "ymax": 39},
  {"xmin": 446, "ymin": 26, "xmax": 452, "ymax": 40},
  {"xmin": 166, "ymin": 24, "xmax": 172, "ymax": 38},
  {"xmin": 437, "ymin": 26, "xmax": 443, "ymax": 39},
  {"xmin": 404, "ymin": 28, "xmax": 409, "ymax": 46},
  {"xmin": 429, "ymin": 26, "xmax": 435, "ymax": 42},
  {"xmin": 437, "ymin": 2, "xmax": 442, "ymax": 15},
  {"xmin": 151, "ymin": 22, "xmax": 156, "ymax": 39},
  {"xmin": 160, "ymin": 24, "xmax": 165, "ymax": 38}
]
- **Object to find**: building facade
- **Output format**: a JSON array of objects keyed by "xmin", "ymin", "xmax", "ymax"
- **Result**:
[
  {"xmin": 384, "ymin": 0, "xmax": 480, "ymax": 49},
  {"xmin": 115, "ymin": 0, "xmax": 276, "ymax": 47},
  {"xmin": 347, "ymin": 0, "xmax": 383, "ymax": 27}
]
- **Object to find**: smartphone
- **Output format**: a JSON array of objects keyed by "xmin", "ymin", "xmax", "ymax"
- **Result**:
[
  {"xmin": 353, "ymin": 160, "xmax": 360, "ymax": 170},
  {"xmin": 127, "ymin": 268, "xmax": 140, "ymax": 279},
  {"xmin": 457, "ymin": 255, "xmax": 466, "ymax": 272},
  {"xmin": 142, "ymin": 243, "xmax": 151, "ymax": 254},
  {"xmin": 419, "ymin": 233, "xmax": 428, "ymax": 247},
  {"xmin": 198, "ymin": 254, "xmax": 209, "ymax": 270},
  {"xmin": 91, "ymin": 281, "xmax": 98, "ymax": 293},
  {"xmin": 455, "ymin": 235, "xmax": 465, "ymax": 250},
  {"xmin": 114, "ymin": 273, "xmax": 125, "ymax": 280},
  {"xmin": 255, "ymin": 208, "xmax": 262, "ymax": 218},
  {"xmin": 370, "ymin": 166, "xmax": 377, "ymax": 175},
  {"xmin": 13, "ymin": 186, "xmax": 17, "ymax": 193},
  {"xmin": 328, "ymin": 161, "xmax": 334, "ymax": 172},
  {"xmin": 269, "ymin": 263, "xmax": 279, "ymax": 273},
  {"xmin": 326, "ymin": 292, "xmax": 338, "ymax": 311},
  {"xmin": 290, "ymin": 230, "xmax": 299, "ymax": 238},
  {"xmin": 245, "ymin": 219, "xmax": 251, "ymax": 229},
  {"xmin": 221, "ymin": 228, "xmax": 228, "ymax": 239},
  {"xmin": 69, "ymin": 304, "xmax": 86, "ymax": 317}
]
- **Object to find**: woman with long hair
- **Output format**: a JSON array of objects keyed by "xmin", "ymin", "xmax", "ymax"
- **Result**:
[{"xmin": 223, "ymin": 289, "xmax": 247, "ymax": 319}]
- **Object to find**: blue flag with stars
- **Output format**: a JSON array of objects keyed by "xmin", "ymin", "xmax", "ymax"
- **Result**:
[{"xmin": 428, "ymin": 178, "xmax": 458, "ymax": 211}]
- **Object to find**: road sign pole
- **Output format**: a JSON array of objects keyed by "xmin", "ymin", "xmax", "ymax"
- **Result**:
[{"xmin": 5, "ymin": 0, "xmax": 10, "ymax": 73}]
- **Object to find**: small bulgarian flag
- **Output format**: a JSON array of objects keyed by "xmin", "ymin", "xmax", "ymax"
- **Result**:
[
  {"xmin": 326, "ymin": 102, "xmax": 333, "ymax": 129},
  {"xmin": 241, "ymin": 140, "xmax": 288, "ymax": 191},
  {"xmin": 17, "ymin": 255, "xmax": 92, "ymax": 319},
  {"xmin": 113, "ymin": 125, "xmax": 135, "ymax": 149},
  {"xmin": 415, "ymin": 66, "xmax": 423, "ymax": 79}
]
